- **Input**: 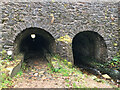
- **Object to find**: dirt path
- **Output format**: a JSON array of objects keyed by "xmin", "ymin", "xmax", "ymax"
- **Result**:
[
  {"xmin": 11, "ymin": 56, "xmax": 118, "ymax": 88},
  {"xmin": 13, "ymin": 59, "xmax": 67, "ymax": 88}
]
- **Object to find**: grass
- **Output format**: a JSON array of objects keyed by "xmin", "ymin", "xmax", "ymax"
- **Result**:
[
  {"xmin": 65, "ymin": 79, "xmax": 69, "ymax": 83},
  {"xmin": 0, "ymin": 51, "xmax": 119, "ymax": 88},
  {"xmin": 0, "ymin": 49, "xmax": 23, "ymax": 89},
  {"xmin": 46, "ymin": 55, "xmax": 119, "ymax": 88},
  {"xmin": 0, "ymin": 70, "xmax": 23, "ymax": 89}
]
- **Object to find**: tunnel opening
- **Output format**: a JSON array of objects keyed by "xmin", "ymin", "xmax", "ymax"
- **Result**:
[
  {"xmin": 14, "ymin": 27, "xmax": 56, "ymax": 65},
  {"xmin": 72, "ymin": 31, "xmax": 108, "ymax": 69}
]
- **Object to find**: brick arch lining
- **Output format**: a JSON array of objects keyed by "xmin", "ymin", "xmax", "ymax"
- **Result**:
[{"xmin": 72, "ymin": 31, "xmax": 108, "ymax": 68}]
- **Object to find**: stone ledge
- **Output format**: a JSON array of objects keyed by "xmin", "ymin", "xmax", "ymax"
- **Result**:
[{"xmin": 0, "ymin": 0, "xmax": 119, "ymax": 3}]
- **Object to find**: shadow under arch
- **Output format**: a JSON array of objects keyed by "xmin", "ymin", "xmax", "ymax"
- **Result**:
[
  {"xmin": 14, "ymin": 27, "xmax": 56, "ymax": 62},
  {"xmin": 72, "ymin": 31, "xmax": 108, "ymax": 68}
]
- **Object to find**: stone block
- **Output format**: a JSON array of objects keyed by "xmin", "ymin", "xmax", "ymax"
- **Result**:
[
  {"xmin": 0, "ymin": 32, "xmax": 2, "ymax": 38},
  {"xmin": 10, "ymin": 60, "xmax": 22, "ymax": 77},
  {"xmin": 0, "ymin": 44, "xmax": 2, "ymax": 50}
]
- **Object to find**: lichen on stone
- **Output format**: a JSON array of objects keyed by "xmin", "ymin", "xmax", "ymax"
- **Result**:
[{"xmin": 57, "ymin": 35, "xmax": 72, "ymax": 44}]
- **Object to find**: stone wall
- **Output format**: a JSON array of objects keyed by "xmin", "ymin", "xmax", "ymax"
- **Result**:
[
  {"xmin": 0, "ymin": 1, "xmax": 119, "ymax": 63},
  {"xmin": 118, "ymin": 2, "xmax": 120, "ymax": 53},
  {"xmin": 0, "ymin": 2, "xmax": 3, "ymax": 59}
]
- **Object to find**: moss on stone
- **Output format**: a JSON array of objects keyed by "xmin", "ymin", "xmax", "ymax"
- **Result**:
[{"xmin": 57, "ymin": 35, "xmax": 72, "ymax": 44}]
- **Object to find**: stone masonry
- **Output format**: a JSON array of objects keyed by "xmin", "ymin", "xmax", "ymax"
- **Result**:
[{"xmin": 0, "ymin": 0, "xmax": 120, "ymax": 64}]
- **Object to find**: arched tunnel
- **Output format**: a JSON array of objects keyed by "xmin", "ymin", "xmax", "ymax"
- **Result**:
[
  {"xmin": 14, "ymin": 27, "xmax": 56, "ymax": 64},
  {"xmin": 72, "ymin": 31, "xmax": 108, "ymax": 68}
]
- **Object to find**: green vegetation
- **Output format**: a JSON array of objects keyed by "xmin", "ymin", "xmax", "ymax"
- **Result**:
[
  {"xmin": 0, "ymin": 50, "xmax": 23, "ymax": 89},
  {"xmin": 0, "ymin": 51, "xmax": 118, "ymax": 88},
  {"xmin": 21, "ymin": 62, "xmax": 29, "ymax": 72},
  {"xmin": 108, "ymin": 56, "xmax": 120, "ymax": 70},
  {"xmin": 73, "ymin": 83, "xmax": 78, "ymax": 88},
  {"xmin": 47, "ymin": 55, "xmax": 114, "ymax": 88},
  {"xmin": 93, "ymin": 77, "xmax": 106, "ymax": 83},
  {"xmin": 4, "ymin": 56, "xmax": 13, "ymax": 61},
  {"xmin": 0, "ymin": 76, "xmax": 13, "ymax": 88},
  {"xmin": 101, "ymin": 55, "xmax": 120, "ymax": 71},
  {"xmin": 0, "ymin": 70, "xmax": 23, "ymax": 89}
]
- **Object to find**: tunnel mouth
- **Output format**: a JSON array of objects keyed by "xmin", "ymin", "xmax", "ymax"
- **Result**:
[
  {"xmin": 72, "ymin": 31, "xmax": 107, "ymax": 68},
  {"xmin": 14, "ymin": 27, "xmax": 56, "ymax": 65}
]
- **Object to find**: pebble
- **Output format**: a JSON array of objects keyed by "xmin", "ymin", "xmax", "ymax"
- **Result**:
[
  {"xmin": 39, "ymin": 74, "xmax": 43, "ymax": 78},
  {"xmin": 33, "ymin": 73, "xmax": 39, "ymax": 77},
  {"xmin": 29, "ymin": 76, "xmax": 32, "ymax": 79},
  {"xmin": 46, "ymin": 75, "xmax": 52, "ymax": 79},
  {"xmin": 42, "ymin": 76, "xmax": 46, "ymax": 79},
  {"xmin": 92, "ymin": 76, "xmax": 97, "ymax": 80},
  {"xmin": 73, "ymin": 75, "xmax": 78, "ymax": 77},
  {"xmin": 43, "ymin": 72, "xmax": 48, "ymax": 75},
  {"xmin": 39, "ymin": 71, "xmax": 45, "ymax": 74},
  {"xmin": 116, "ymin": 80, "xmax": 120, "ymax": 83}
]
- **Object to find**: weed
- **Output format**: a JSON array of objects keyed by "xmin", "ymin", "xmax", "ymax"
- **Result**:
[
  {"xmin": 16, "ymin": 70, "xmax": 23, "ymax": 76},
  {"xmin": 73, "ymin": 83, "xmax": 77, "ymax": 88},
  {"xmin": 63, "ymin": 72, "xmax": 69, "ymax": 76},
  {"xmin": 0, "ymin": 76, "xmax": 14, "ymax": 89},
  {"xmin": 47, "ymin": 63, "xmax": 52, "ymax": 68},
  {"xmin": 84, "ymin": 74, "xmax": 88, "ymax": 78},
  {"xmin": 21, "ymin": 62, "xmax": 26, "ymax": 70},
  {"xmin": 58, "ymin": 68, "xmax": 69, "ymax": 76},
  {"xmin": 65, "ymin": 79, "xmax": 69, "ymax": 83},
  {"xmin": 66, "ymin": 84, "xmax": 70, "ymax": 87},
  {"xmin": 21, "ymin": 62, "xmax": 29, "ymax": 72},
  {"xmin": 78, "ymin": 85, "xmax": 82, "ymax": 88},
  {"xmin": 53, "ymin": 68, "xmax": 59, "ymax": 72},
  {"xmin": 103, "ymin": 56, "xmax": 120, "ymax": 71},
  {"xmin": 94, "ymin": 78, "xmax": 105, "ymax": 83},
  {"xmin": 5, "ymin": 56, "xmax": 13, "ymax": 61}
]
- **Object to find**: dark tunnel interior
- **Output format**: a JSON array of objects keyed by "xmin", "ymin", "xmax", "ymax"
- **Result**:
[
  {"xmin": 72, "ymin": 31, "xmax": 107, "ymax": 68},
  {"xmin": 14, "ymin": 27, "xmax": 55, "ymax": 63},
  {"xmin": 20, "ymin": 34, "xmax": 50, "ymax": 60}
]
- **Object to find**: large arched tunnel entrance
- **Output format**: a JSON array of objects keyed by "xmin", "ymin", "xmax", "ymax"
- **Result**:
[
  {"xmin": 14, "ymin": 27, "xmax": 56, "ymax": 66},
  {"xmin": 72, "ymin": 31, "xmax": 108, "ymax": 69}
]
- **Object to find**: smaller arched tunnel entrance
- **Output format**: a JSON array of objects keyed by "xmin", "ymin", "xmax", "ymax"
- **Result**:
[
  {"xmin": 72, "ymin": 31, "xmax": 108, "ymax": 68},
  {"xmin": 14, "ymin": 27, "xmax": 56, "ymax": 65}
]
